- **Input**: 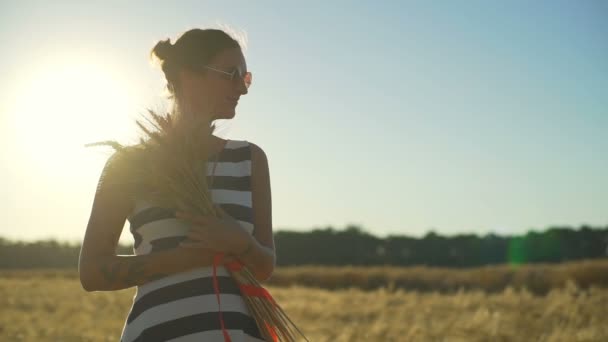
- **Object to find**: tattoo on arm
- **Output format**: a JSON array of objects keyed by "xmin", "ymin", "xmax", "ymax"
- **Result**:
[
  {"xmin": 100, "ymin": 261, "xmax": 122, "ymax": 284},
  {"xmin": 126, "ymin": 261, "xmax": 168, "ymax": 284},
  {"xmin": 101, "ymin": 259, "xmax": 168, "ymax": 288},
  {"xmin": 124, "ymin": 260, "xmax": 146, "ymax": 286}
]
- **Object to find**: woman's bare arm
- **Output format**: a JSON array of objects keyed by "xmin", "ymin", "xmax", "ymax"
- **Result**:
[
  {"xmin": 237, "ymin": 142, "xmax": 276, "ymax": 282},
  {"xmin": 78, "ymin": 154, "xmax": 218, "ymax": 292}
]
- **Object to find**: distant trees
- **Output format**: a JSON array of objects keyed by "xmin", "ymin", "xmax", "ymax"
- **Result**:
[
  {"xmin": 0, "ymin": 238, "xmax": 132, "ymax": 269},
  {"xmin": 0, "ymin": 225, "xmax": 606, "ymax": 269},
  {"xmin": 273, "ymin": 224, "xmax": 607, "ymax": 267}
]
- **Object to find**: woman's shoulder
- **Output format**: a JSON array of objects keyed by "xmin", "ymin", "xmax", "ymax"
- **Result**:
[
  {"xmin": 241, "ymin": 141, "xmax": 268, "ymax": 174},
  {"xmin": 224, "ymin": 139, "xmax": 261, "ymax": 155},
  {"xmin": 224, "ymin": 139, "xmax": 268, "ymax": 170},
  {"xmin": 230, "ymin": 139, "xmax": 265, "ymax": 159},
  {"xmin": 224, "ymin": 138, "xmax": 251, "ymax": 149}
]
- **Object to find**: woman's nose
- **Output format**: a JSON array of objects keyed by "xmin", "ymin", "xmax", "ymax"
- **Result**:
[{"xmin": 236, "ymin": 78, "xmax": 248, "ymax": 95}]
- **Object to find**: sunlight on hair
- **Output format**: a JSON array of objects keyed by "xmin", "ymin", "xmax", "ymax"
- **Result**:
[
  {"xmin": 8, "ymin": 60, "xmax": 138, "ymax": 182},
  {"xmin": 214, "ymin": 21, "xmax": 249, "ymax": 54}
]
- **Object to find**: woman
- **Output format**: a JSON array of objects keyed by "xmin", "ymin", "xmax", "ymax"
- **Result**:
[{"xmin": 78, "ymin": 28, "xmax": 276, "ymax": 342}]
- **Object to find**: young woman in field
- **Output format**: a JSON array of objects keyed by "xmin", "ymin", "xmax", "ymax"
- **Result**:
[{"xmin": 78, "ymin": 28, "xmax": 275, "ymax": 341}]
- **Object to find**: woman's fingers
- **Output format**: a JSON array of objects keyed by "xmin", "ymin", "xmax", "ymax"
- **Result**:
[
  {"xmin": 174, "ymin": 209, "xmax": 242, "ymax": 254},
  {"xmin": 179, "ymin": 238, "xmax": 208, "ymax": 248},
  {"xmin": 187, "ymin": 226, "xmax": 208, "ymax": 239},
  {"xmin": 223, "ymin": 254, "xmax": 238, "ymax": 264}
]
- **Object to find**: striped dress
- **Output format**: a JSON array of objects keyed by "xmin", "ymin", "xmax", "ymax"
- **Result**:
[{"xmin": 119, "ymin": 139, "xmax": 265, "ymax": 342}]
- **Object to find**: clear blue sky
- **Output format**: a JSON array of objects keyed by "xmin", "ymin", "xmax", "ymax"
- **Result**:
[{"xmin": 1, "ymin": 1, "xmax": 606, "ymax": 244}]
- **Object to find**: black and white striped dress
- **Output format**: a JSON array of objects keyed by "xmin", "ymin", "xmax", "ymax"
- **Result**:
[{"xmin": 120, "ymin": 139, "xmax": 265, "ymax": 342}]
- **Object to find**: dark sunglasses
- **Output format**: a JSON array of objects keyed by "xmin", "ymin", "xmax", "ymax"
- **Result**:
[{"xmin": 203, "ymin": 65, "xmax": 252, "ymax": 89}]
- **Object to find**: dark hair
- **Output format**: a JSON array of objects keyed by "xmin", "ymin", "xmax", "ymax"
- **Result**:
[{"xmin": 150, "ymin": 28, "xmax": 241, "ymax": 98}]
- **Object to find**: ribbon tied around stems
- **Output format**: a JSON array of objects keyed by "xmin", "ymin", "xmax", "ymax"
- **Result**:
[{"xmin": 212, "ymin": 252, "xmax": 279, "ymax": 342}]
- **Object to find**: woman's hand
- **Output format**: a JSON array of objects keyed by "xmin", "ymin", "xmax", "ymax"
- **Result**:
[{"xmin": 176, "ymin": 205, "xmax": 251, "ymax": 256}]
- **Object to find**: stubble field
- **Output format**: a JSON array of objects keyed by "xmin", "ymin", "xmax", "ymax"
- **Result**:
[{"xmin": 1, "ymin": 265, "xmax": 607, "ymax": 342}]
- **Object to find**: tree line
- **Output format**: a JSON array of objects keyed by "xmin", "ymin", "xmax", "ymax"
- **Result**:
[
  {"xmin": 274, "ymin": 224, "xmax": 608, "ymax": 267},
  {"xmin": 0, "ymin": 224, "xmax": 606, "ymax": 269}
]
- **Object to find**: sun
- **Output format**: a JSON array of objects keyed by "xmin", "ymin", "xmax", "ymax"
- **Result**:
[{"xmin": 8, "ymin": 59, "xmax": 140, "ymax": 183}]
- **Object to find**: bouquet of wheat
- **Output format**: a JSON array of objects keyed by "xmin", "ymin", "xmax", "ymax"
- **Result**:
[{"xmin": 86, "ymin": 109, "xmax": 308, "ymax": 342}]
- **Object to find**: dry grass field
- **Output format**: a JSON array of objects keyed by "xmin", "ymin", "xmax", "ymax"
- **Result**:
[
  {"xmin": 1, "ymin": 262, "xmax": 607, "ymax": 341},
  {"xmin": 265, "ymin": 259, "xmax": 608, "ymax": 295}
]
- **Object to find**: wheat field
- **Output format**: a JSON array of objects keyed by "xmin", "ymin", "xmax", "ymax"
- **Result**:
[{"xmin": 1, "ymin": 270, "xmax": 607, "ymax": 342}]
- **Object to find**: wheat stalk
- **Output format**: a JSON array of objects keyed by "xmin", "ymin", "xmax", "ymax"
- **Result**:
[{"xmin": 86, "ymin": 108, "xmax": 308, "ymax": 342}]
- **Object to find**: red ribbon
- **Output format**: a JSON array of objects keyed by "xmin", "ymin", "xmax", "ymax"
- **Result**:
[
  {"xmin": 212, "ymin": 252, "xmax": 279, "ymax": 342},
  {"xmin": 239, "ymin": 284, "xmax": 277, "ymax": 306},
  {"xmin": 212, "ymin": 253, "xmax": 232, "ymax": 342},
  {"xmin": 225, "ymin": 259, "xmax": 245, "ymax": 272}
]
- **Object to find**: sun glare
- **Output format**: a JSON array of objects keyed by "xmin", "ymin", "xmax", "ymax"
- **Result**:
[{"xmin": 9, "ymin": 60, "xmax": 139, "ymax": 183}]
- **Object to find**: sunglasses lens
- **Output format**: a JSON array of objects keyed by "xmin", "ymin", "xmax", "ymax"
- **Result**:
[{"xmin": 244, "ymin": 72, "xmax": 252, "ymax": 88}]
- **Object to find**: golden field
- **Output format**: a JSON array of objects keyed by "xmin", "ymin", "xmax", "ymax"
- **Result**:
[
  {"xmin": 265, "ymin": 259, "xmax": 608, "ymax": 295},
  {"xmin": 1, "ymin": 262, "xmax": 608, "ymax": 342}
]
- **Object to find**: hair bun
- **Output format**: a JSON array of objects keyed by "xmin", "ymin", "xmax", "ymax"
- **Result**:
[{"xmin": 151, "ymin": 38, "xmax": 174, "ymax": 62}]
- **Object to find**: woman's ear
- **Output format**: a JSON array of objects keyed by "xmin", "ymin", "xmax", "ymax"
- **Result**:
[
  {"xmin": 177, "ymin": 69, "xmax": 193, "ymax": 88},
  {"xmin": 177, "ymin": 68, "xmax": 209, "ymax": 97},
  {"xmin": 175, "ymin": 69, "xmax": 201, "ymax": 104}
]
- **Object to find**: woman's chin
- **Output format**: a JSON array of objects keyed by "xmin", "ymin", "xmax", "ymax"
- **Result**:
[{"xmin": 215, "ymin": 109, "xmax": 236, "ymax": 120}]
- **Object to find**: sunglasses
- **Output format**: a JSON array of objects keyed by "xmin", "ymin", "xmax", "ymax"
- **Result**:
[{"xmin": 203, "ymin": 65, "xmax": 252, "ymax": 89}]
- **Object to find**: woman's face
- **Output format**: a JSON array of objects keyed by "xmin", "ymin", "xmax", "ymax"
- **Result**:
[{"xmin": 177, "ymin": 47, "xmax": 249, "ymax": 121}]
